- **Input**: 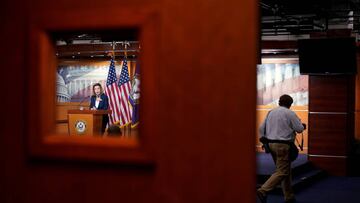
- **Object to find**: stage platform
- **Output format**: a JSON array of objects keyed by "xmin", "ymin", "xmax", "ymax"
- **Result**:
[{"xmin": 257, "ymin": 152, "xmax": 325, "ymax": 191}]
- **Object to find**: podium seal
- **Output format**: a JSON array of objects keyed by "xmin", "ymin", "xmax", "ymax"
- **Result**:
[{"xmin": 75, "ymin": 120, "xmax": 86, "ymax": 134}]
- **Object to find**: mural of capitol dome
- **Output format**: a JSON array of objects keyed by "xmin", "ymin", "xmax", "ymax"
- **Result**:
[{"xmin": 56, "ymin": 73, "xmax": 71, "ymax": 102}]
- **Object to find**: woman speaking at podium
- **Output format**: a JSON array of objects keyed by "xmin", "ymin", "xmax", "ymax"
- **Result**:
[{"xmin": 89, "ymin": 83, "xmax": 109, "ymax": 133}]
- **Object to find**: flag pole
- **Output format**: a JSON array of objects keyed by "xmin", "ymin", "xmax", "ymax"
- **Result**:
[
  {"xmin": 107, "ymin": 41, "xmax": 116, "ymax": 59},
  {"xmin": 112, "ymin": 41, "xmax": 116, "ymax": 60},
  {"xmin": 124, "ymin": 41, "xmax": 129, "ymax": 59}
]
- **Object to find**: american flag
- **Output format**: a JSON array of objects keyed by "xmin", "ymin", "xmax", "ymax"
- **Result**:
[
  {"xmin": 105, "ymin": 58, "xmax": 122, "ymax": 124},
  {"xmin": 117, "ymin": 59, "xmax": 132, "ymax": 125}
]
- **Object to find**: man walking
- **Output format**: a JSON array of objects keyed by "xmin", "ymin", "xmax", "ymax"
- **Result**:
[{"xmin": 257, "ymin": 94, "xmax": 306, "ymax": 203}]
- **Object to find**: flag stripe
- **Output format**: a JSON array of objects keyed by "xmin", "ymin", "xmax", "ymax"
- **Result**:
[
  {"xmin": 105, "ymin": 58, "xmax": 123, "ymax": 125},
  {"xmin": 117, "ymin": 60, "xmax": 132, "ymax": 125},
  {"xmin": 112, "ymin": 84, "xmax": 122, "ymax": 121},
  {"xmin": 122, "ymin": 86, "xmax": 130, "ymax": 123},
  {"xmin": 121, "ymin": 83, "xmax": 130, "ymax": 120},
  {"xmin": 107, "ymin": 85, "xmax": 119, "ymax": 123}
]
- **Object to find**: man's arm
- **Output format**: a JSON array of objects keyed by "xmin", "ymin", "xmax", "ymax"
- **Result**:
[{"xmin": 289, "ymin": 111, "xmax": 305, "ymax": 133}]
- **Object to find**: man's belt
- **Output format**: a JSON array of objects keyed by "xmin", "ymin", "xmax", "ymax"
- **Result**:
[{"xmin": 267, "ymin": 139, "xmax": 293, "ymax": 145}]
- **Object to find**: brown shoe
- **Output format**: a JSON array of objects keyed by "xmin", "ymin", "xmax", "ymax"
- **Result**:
[{"xmin": 256, "ymin": 191, "xmax": 267, "ymax": 203}]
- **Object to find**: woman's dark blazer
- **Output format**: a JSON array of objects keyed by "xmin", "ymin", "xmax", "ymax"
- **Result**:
[
  {"xmin": 89, "ymin": 93, "xmax": 109, "ymax": 133},
  {"xmin": 89, "ymin": 93, "xmax": 109, "ymax": 110}
]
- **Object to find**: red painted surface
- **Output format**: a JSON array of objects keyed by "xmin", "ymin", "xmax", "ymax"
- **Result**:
[{"xmin": 0, "ymin": 0, "xmax": 258, "ymax": 202}]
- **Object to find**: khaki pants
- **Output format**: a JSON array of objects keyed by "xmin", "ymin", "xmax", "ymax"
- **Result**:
[{"xmin": 258, "ymin": 143, "xmax": 295, "ymax": 201}]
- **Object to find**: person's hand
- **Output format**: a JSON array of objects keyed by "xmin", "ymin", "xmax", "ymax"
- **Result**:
[{"xmin": 302, "ymin": 123, "xmax": 306, "ymax": 130}]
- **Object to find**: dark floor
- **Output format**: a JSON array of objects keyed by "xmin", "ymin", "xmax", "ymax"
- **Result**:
[
  {"xmin": 257, "ymin": 152, "xmax": 360, "ymax": 203},
  {"xmin": 264, "ymin": 176, "xmax": 360, "ymax": 203}
]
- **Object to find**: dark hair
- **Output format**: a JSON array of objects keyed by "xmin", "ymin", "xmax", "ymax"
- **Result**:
[
  {"xmin": 92, "ymin": 83, "xmax": 103, "ymax": 95},
  {"xmin": 278, "ymin": 94, "xmax": 293, "ymax": 108},
  {"xmin": 107, "ymin": 124, "xmax": 122, "ymax": 136}
]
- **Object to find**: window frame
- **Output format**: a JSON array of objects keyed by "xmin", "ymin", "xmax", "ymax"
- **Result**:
[{"xmin": 26, "ymin": 7, "xmax": 158, "ymax": 164}]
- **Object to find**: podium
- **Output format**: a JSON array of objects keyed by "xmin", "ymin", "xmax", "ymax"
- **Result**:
[{"xmin": 68, "ymin": 109, "xmax": 112, "ymax": 136}]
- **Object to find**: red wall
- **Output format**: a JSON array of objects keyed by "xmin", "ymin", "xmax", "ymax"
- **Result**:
[{"xmin": 0, "ymin": 0, "xmax": 258, "ymax": 202}]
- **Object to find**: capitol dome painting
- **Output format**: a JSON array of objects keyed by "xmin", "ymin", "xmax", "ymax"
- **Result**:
[{"xmin": 56, "ymin": 73, "xmax": 71, "ymax": 102}]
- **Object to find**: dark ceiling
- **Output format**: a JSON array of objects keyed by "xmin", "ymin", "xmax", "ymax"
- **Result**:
[
  {"xmin": 261, "ymin": 0, "xmax": 360, "ymax": 36},
  {"xmin": 52, "ymin": 29, "xmax": 139, "ymax": 44},
  {"xmin": 53, "ymin": 1, "xmax": 360, "ymax": 42}
]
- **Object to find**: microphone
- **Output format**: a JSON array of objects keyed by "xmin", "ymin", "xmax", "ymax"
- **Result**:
[{"xmin": 78, "ymin": 95, "xmax": 91, "ymax": 110}]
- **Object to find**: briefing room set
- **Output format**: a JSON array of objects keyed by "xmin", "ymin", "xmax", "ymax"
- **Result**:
[{"xmin": 2, "ymin": 0, "xmax": 360, "ymax": 203}]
